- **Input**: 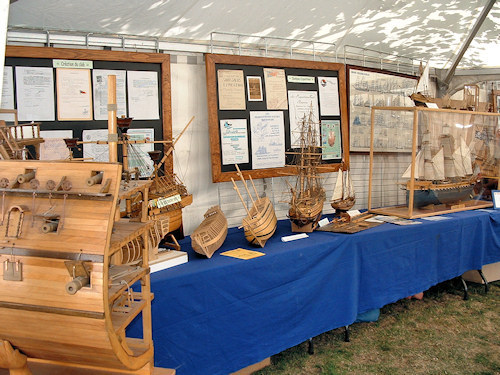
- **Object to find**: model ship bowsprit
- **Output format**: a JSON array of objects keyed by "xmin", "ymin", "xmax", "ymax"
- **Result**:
[
  {"xmin": 287, "ymin": 110, "xmax": 326, "ymax": 233},
  {"xmin": 0, "ymin": 160, "xmax": 156, "ymax": 373}
]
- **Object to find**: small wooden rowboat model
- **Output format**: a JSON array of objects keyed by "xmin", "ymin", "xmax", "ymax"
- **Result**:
[
  {"xmin": 0, "ymin": 160, "xmax": 158, "ymax": 374},
  {"xmin": 191, "ymin": 206, "xmax": 228, "ymax": 258},
  {"xmin": 231, "ymin": 165, "xmax": 277, "ymax": 247}
]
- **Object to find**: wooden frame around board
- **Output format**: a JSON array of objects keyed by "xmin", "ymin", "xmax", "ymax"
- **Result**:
[
  {"xmin": 347, "ymin": 65, "xmax": 418, "ymax": 153},
  {"xmin": 206, "ymin": 53, "xmax": 349, "ymax": 183},
  {"xmin": 4, "ymin": 45, "xmax": 173, "ymax": 173}
]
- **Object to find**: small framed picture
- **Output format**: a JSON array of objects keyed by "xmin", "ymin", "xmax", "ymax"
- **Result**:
[{"xmin": 492, "ymin": 190, "xmax": 500, "ymax": 209}]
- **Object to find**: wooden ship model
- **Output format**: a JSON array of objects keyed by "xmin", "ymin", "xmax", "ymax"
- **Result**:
[
  {"xmin": 0, "ymin": 160, "xmax": 158, "ymax": 374},
  {"xmin": 401, "ymin": 125, "xmax": 476, "ymax": 208},
  {"xmin": 231, "ymin": 165, "xmax": 277, "ymax": 247},
  {"xmin": 368, "ymin": 106, "xmax": 497, "ymax": 219},
  {"xmin": 191, "ymin": 206, "xmax": 228, "ymax": 258},
  {"xmin": 287, "ymin": 110, "xmax": 326, "ymax": 232},
  {"xmin": 0, "ymin": 109, "xmax": 44, "ymax": 161},
  {"xmin": 330, "ymin": 168, "xmax": 355, "ymax": 214}
]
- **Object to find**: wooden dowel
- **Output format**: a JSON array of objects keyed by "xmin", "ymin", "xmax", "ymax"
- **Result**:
[{"xmin": 231, "ymin": 177, "xmax": 250, "ymax": 215}]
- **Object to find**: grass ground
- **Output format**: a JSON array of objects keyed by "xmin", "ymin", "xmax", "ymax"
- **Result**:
[{"xmin": 254, "ymin": 279, "xmax": 500, "ymax": 375}]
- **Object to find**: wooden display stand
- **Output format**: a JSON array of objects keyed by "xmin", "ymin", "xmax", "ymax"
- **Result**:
[{"xmin": 368, "ymin": 107, "xmax": 498, "ymax": 219}]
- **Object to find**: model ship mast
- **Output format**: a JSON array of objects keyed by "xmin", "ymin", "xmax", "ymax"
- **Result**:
[{"xmin": 287, "ymin": 108, "xmax": 325, "ymax": 232}]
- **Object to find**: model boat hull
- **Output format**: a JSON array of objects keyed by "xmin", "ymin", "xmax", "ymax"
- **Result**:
[
  {"xmin": 191, "ymin": 206, "xmax": 228, "ymax": 258},
  {"xmin": 407, "ymin": 185, "xmax": 474, "ymax": 208},
  {"xmin": 289, "ymin": 196, "xmax": 325, "ymax": 232},
  {"xmin": 243, "ymin": 197, "xmax": 277, "ymax": 247},
  {"xmin": 331, "ymin": 196, "xmax": 355, "ymax": 212}
]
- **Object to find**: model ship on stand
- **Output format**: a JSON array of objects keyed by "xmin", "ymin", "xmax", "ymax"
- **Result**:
[
  {"xmin": 287, "ymin": 110, "xmax": 326, "ymax": 232},
  {"xmin": 191, "ymin": 206, "xmax": 228, "ymax": 258},
  {"xmin": 232, "ymin": 165, "xmax": 277, "ymax": 247},
  {"xmin": 401, "ymin": 124, "xmax": 476, "ymax": 208},
  {"xmin": 331, "ymin": 168, "xmax": 355, "ymax": 217}
]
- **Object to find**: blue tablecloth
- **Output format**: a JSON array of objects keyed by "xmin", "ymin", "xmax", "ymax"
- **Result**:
[{"xmin": 131, "ymin": 209, "xmax": 500, "ymax": 375}]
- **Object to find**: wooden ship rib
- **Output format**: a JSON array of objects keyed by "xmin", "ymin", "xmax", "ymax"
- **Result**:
[
  {"xmin": 191, "ymin": 206, "xmax": 228, "ymax": 258},
  {"xmin": 287, "ymin": 110, "xmax": 326, "ymax": 233},
  {"xmin": 231, "ymin": 165, "xmax": 277, "ymax": 248},
  {"xmin": 0, "ymin": 160, "xmax": 157, "ymax": 373}
]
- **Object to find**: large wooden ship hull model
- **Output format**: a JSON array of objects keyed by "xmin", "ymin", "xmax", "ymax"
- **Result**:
[
  {"xmin": 287, "ymin": 110, "xmax": 326, "ymax": 233},
  {"xmin": 232, "ymin": 165, "xmax": 277, "ymax": 247},
  {"xmin": 0, "ymin": 160, "xmax": 162, "ymax": 374},
  {"xmin": 191, "ymin": 206, "xmax": 228, "ymax": 258}
]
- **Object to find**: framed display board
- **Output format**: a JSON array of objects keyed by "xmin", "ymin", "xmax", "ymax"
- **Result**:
[
  {"xmin": 347, "ymin": 65, "xmax": 417, "ymax": 153},
  {"xmin": 206, "ymin": 53, "xmax": 349, "ymax": 182},
  {"xmin": 3, "ymin": 46, "xmax": 173, "ymax": 172}
]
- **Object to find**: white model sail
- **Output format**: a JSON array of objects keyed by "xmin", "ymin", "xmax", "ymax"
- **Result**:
[
  {"xmin": 331, "ymin": 171, "xmax": 343, "ymax": 201},
  {"xmin": 432, "ymin": 147, "xmax": 445, "ymax": 181},
  {"xmin": 415, "ymin": 62, "xmax": 430, "ymax": 95},
  {"xmin": 453, "ymin": 137, "xmax": 472, "ymax": 177},
  {"xmin": 331, "ymin": 170, "xmax": 355, "ymax": 202},
  {"xmin": 402, "ymin": 150, "xmax": 424, "ymax": 179}
]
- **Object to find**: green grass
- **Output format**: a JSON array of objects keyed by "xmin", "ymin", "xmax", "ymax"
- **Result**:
[{"xmin": 254, "ymin": 280, "xmax": 500, "ymax": 375}]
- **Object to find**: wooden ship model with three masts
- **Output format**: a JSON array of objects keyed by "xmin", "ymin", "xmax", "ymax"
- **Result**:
[{"xmin": 287, "ymin": 110, "xmax": 326, "ymax": 233}]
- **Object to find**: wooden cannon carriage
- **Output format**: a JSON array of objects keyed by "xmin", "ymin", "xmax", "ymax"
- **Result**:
[{"xmin": 0, "ymin": 160, "xmax": 167, "ymax": 374}]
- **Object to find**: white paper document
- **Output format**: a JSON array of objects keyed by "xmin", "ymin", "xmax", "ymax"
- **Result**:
[
  {"xmin": 288, "ymin": 90, "xmax": 319, "ymax": 147},
  {"xmin": 250, "ymin": 111, "xmax": 285, "ymax": 169},
  {"xmin": 92, "ymin": 69, "xmax": 127, "ymax": 120},
  {"xmin": 127, "ymin": 71, "xmax": 159, "ymax": 120},
  {"xmin": 0, "ymin": 66, "xmax": 15, "ymax": 121},
  {"xmin": 127, "ymin": 128, "xmax": 155, "ymax": 177},
  {"xmin": 83, "ymin": 129, "xmax": 109, "ymax": 162},
  {"xmin": 318, "ymin": 76, "xmax": 340, "ymax": 116},
  {"xmin": 220, "ymin": 119, "xmax": 249, "ymax": 165},
  {"xmin": 39, "ymin": 130, "xmax": 73, "ymax": 160},
  {"xmin": 263, "ymin": 68, "xmax": 288, "ymax": 110},
  {"xmin": 56, "ymin": 68, "xmax": 92, "ymax": 120},
  {"xmin": 15, "ymin": 66, "xmax": 55, "ymax": 121}
]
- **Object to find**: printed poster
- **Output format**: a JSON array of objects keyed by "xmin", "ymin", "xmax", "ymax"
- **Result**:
[
  {"xmin": 321, "ymin": 120, "xmax": 342, "ymax": 160},
  {"xmin": 220, "ymin": 119, "xmax": 249, "ymax": 165},
  {"xmin": 288, "ymin": 90, "xmax": 319, "ymax": 147},
  {"xmin": 250, "ymin": 111, "xmax": 285, "ymax": 169},
  {"xmin": 318, "ymin": 76, "xmax": 340, "ymax": 116},
  {"xmin": 263, "ymin": 68, "xmax": 288, "ymax": 109},
  {"xmin": 217, "ymin": 69, "xmax": 246, "ymax": 110}
]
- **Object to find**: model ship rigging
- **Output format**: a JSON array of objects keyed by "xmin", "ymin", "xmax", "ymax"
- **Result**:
[{"xmin": 287, "ymin": 109, "xmax": 326, "ymax": 232}]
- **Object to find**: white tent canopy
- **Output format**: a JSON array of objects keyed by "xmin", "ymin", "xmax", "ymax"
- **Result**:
[{"xmin": 7, "ymin": 0, "xmax": 500, "ymax": 69}]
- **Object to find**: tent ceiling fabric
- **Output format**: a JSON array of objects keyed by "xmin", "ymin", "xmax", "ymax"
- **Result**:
[{"xmin": 7, "ymin": 0, "xmax": 500, "ymax": 69}]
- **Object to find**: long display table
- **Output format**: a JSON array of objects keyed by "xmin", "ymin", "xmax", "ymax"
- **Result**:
[{"xmin": 130, "ymin": 209, "xmax": 500, "ymax": 375}]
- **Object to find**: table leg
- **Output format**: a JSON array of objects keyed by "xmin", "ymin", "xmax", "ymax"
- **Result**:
[
  {"xmin": 344, "ymin": 326, "xmax": 350, "ymax": 342},
  {"xmin": 460, "ymin": 276, "xmax": 469, "ymax": 300},
  {"xmin": 307, "ymin": 338, "xmax": 314, "ymax": 355},
  {"xmin": 476, "ymin": 269, "xmax": 489, "ymax": 294}
]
